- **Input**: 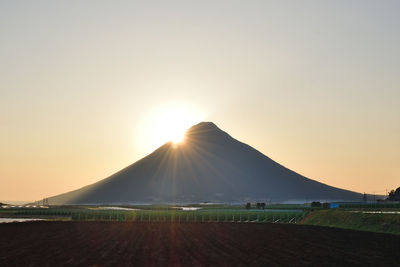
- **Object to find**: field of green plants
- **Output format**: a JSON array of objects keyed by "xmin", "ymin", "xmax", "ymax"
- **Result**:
[
  {"xmin": 0, "ymin": 206, "xmax": 308, "ymax": 223},
  {"xmin": 72, "ymin": 209, "xmax": 307, "ymax": 223}
]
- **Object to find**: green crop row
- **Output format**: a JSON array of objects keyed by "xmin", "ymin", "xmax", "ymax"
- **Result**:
[
  {"xmin": 69, "ymin": 210, "xmax": 308, "ymax": 223},
  {"xmin": 1, "ymin": 207, "xmax": 308, "ymax": 224}
]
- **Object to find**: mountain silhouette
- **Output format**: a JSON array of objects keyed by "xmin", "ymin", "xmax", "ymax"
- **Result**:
[{"xmin": 48, "ymin": 122, "xmax": 361, "ymax": 204}]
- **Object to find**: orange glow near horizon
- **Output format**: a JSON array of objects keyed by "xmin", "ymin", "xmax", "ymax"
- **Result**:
[{"xmin": 1, "ymin": 2, "xmax": 399, "ymax": 202}]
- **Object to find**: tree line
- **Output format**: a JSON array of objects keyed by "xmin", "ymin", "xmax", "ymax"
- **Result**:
[
  {"xmin": 245, "ymin": 202, "xmax": 266, "ymax": 209},
  {"xmin": 387, "ymin": 187, "xmax": 400, "ymax": 201}
]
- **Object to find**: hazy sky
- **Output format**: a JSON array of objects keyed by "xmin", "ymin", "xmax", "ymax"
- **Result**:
[{"xmin": 1, "ymin": 1, "xmax": 399, "ymax": 202}]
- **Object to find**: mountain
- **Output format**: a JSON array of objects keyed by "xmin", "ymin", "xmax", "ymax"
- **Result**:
[{"xmin": 48, "ymin": 122, "xmax": 361, "ymax": 204}]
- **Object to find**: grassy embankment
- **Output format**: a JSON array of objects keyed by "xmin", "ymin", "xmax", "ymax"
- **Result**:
[{"xmin": 301, "ymin": 209, "xmax": 400, "ymax": 235}]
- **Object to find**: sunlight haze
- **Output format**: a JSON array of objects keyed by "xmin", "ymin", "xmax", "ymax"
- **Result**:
[{"xmin": 1, "ymin": 0, "xmax": 399, "ymax": 202}]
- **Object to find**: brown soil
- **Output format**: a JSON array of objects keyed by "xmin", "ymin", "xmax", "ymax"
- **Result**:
[{"xmin": 0, "ymin": 222, "xmax": 399, "ymax": 267}]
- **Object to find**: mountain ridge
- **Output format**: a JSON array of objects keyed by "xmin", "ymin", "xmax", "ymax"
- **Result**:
[{"xmin": 47, "ymin": 121, "xmax": 361, "ymax": 204}]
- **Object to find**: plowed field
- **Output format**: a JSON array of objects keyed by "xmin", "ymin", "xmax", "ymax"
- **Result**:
[{"xmin": 0, "ymin": 222, "xmax": 399, "ymax": 266}]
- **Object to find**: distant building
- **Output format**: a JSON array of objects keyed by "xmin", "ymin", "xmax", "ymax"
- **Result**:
[{"xmin": 330, "ymin": 203, "xmax": 339, "ymax": 209}]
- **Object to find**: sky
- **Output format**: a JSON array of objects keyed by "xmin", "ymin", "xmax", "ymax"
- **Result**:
[{"xmin": 1, "ymin": 1, "xmax": 399, "ymax": 202}]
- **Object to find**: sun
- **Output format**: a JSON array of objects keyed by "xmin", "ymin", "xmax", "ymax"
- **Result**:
[
  {"xmin": 138, "ymin": 103, "xmax": 205, "ymax": 152},
  {"xmin": 166, "ymin": 118, "xmax": 187, "ymax": 144}
]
